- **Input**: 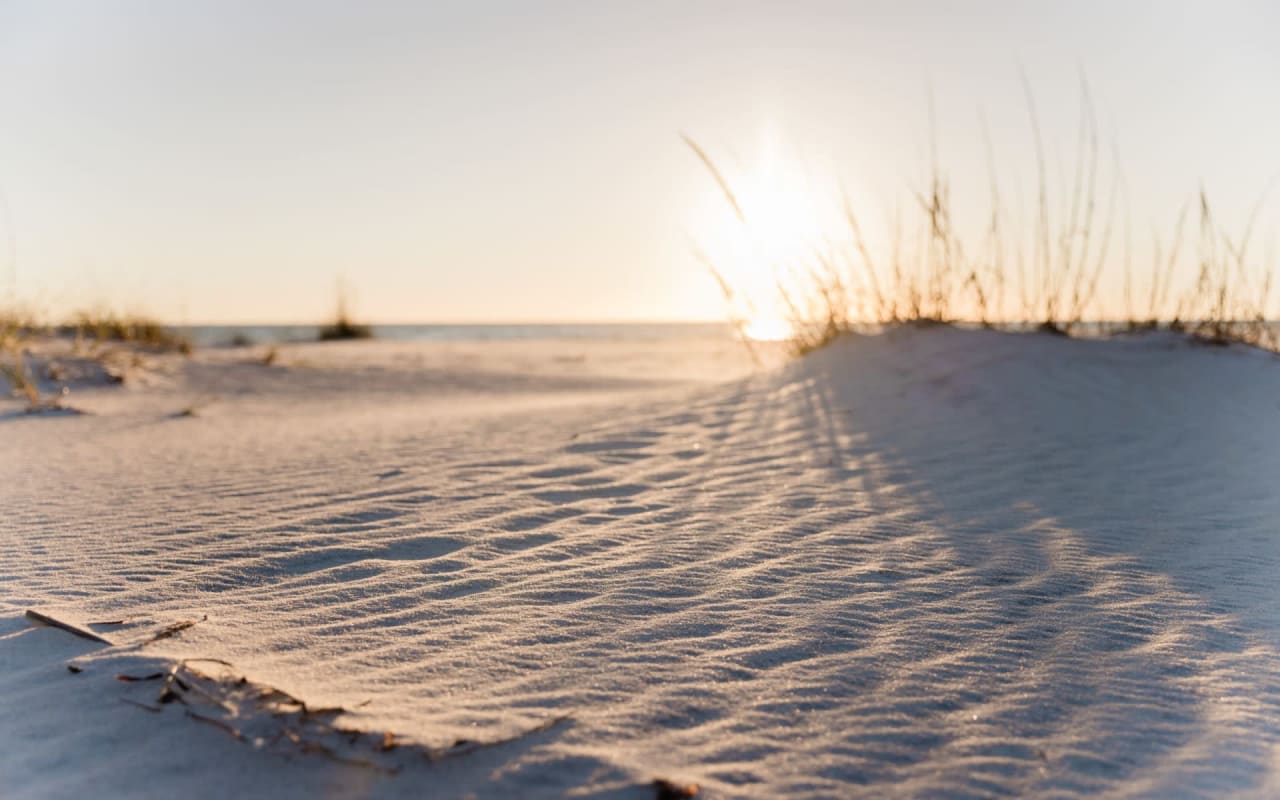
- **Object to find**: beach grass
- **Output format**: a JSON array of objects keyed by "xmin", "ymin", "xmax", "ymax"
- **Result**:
[
  {"xmin": 0, "ymin": 351, "xmax": 40, "ymax": 408},
  {"xmin": 59, "ymin": 310, "xmax": 193, "ymax": 354},
  {"xmin": 0, "ymin": 305, "xmax": 192, "ymax": 409},
  {"xmin": 1, "ymin": 306, "xmax": 190, "ymax": 351},
  {"xmin": 317, "ymin": 286, "xmax": 373, "ymax": 342},
  {"xmin": 686, "ymin": 81, "xmax": 1277, "ymax": 355}
]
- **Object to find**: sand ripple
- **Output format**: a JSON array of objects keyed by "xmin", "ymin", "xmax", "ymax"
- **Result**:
[{"xmin": 3, "ymin": 328, "xmax": 1279, "ymax": 797}]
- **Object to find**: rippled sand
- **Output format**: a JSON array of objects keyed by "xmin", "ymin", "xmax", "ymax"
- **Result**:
[{"xmin": 3, "ymin": 327, "xmax": 1278, "ymax": 798}]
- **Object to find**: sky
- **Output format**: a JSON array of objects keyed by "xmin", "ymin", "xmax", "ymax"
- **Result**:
[{"xmin": 1, "ymin": 1, "xmax": 1278, "ymax": 324}]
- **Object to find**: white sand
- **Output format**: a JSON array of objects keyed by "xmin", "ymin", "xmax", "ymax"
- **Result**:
[{"xmin": 3, "ymin": 327, "xmax": 1279, "ymax": 798}]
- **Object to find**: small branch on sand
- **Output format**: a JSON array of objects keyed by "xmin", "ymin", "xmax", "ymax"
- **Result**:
[{"xmin": 24, "ymin": 609, "xmax": 114, "ymax": 645}]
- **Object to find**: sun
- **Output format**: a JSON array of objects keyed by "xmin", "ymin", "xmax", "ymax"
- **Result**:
[
  {"xmin": 686, "ymin": 129, "xmax": 841, "ymax": 339},
  {"xmin": 743, "ymin": 315, "xmax": 793, "ymax": 341}
]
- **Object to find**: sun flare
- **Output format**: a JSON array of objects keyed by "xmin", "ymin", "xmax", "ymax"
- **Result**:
[
  {"xmin": 743, "ymin": 315, "xmax": 793, "ymax": 341},
  {"xmin": 687, "ymin": 130, "xmax": 844, "ymax": 335}
]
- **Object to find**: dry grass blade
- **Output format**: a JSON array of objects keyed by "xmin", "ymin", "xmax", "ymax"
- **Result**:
[
  {"xmin": 24, "ymin": 609, "xmax": 114, "ymax": 645},
  {"xmin": 143, "ymin": 615, "xmax": 207, "ymax": 645},
  {"xmin": 690, "ymin": 244, "xmax": 761, "ymax": 366},
  {"xmin": 842, "ymin": 188, "xmax": 887, "ymax": 321},
  {"xmin": 116, "ymin": 672, "xmax": 166, "ymax": 682},
  {"xmin": 1019, "ymin": 65, "xmax": 1052, "ymax": 322},
  {"xmin": 114, "ymin": 656, "xmax": 574, "ymax": 777},
  {"xmin": 185, "ymin": 709, "xmax": 245, "ymax": 741},
  {"xmin": 433, "ymin": 714, "xmax": 572, "ymax": 761},
  {"xmin": 681, "ymin": 134, "xmax": 745, "ymax": 224}
]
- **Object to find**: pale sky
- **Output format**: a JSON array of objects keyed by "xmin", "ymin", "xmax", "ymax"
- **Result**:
[{"xmin": 1, "ymin": 1, "xmax": 1278, "ymax": 323}]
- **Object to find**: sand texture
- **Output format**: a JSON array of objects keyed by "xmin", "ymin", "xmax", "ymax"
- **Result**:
[{"xmin": 2, "ymin": 327, "xmax": 1279, "ymax": 798}]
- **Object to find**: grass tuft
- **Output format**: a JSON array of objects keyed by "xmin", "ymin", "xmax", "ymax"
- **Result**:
[
  {"xmin": 318, "ymin": 286, "xmax": 373, "ymax": 342},
  {"xmin": 60, "ymin": 311, "xmax": 192, "ymax": 354},
  {"xmin": 0, "ymin": 352, "xmax": 40, "ymax": 408}
]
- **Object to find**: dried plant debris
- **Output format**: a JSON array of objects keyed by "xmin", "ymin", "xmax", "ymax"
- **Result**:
[
  {"xmin": 653, "ymin": 778, "xmax": 701, "ymax": 799},
  {"xmin": 115, "ymin": 671, "xmax": 166, "ymax": 682},
  {"xmin": 114, "ymin": 657, "xmax": 570, "ymax": 774},
  {"xmin": 33, "ymin": 612, "xmax": 571, "ymax": 776},
  {"xmin": 25, "ymin": 609, "xmax": 114, "ymax": 645},
  {"xmin": 142, "ymin": 615, "xmax": 207, "ymax": 645}
]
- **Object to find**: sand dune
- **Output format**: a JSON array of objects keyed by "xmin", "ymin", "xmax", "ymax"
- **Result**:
[{"xmin": 3, "ymin": 327, "xmax": 1278, "ymax": 798}]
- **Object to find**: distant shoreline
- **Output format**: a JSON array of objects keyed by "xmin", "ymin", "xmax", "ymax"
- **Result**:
[
  {"xmin": 174, "ymin": 321, "xmax": 739, "ymax": 348},
  {"xmin": 173, "ymin": 320, "xmax": 1280, "ymax": 350}
]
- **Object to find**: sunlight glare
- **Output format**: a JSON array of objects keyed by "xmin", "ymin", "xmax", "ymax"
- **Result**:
[
  {"xmin": 688, "ymin": 128, "xmax": 846, "ymax": 333},
  {"xmin": 743, "ymin": 315, "xmax": 793, "ymax": 341}
]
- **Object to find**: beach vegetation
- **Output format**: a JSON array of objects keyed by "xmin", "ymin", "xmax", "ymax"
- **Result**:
[
  {"xmin": 318, "ymin": 284, "xmax": 373, "ymax": 341},
  {"xmin": 60, "ymin": 310, "xmax": 192, "ymax": 354},
  {"xmin": 0, "ymin": 350, "xmax": 40, "ymax": 408},
  {"xmin": 686, "ymin": 78, "xmax": 1277, "ymax": 356},
  {"xmin": 0, "ymin": 305, "xmax": 41, "ymax": 346}
]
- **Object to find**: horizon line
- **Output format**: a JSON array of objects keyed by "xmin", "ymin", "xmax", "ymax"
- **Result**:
[{"xmin": 167, "ymin": 318, "xmax": 734, "ymax": 328}]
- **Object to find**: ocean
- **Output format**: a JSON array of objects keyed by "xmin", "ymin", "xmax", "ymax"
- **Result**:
[{"xmin": 177, "ymin": 322, "xmax": 736, "ymax": 349}]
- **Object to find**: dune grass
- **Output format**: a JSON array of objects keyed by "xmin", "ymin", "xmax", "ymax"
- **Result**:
[
  {"xmin": 0, "ymin": 307, "xmax": 45, "ymax": 409},
  {"xmin": 0, "ymin": 305, "xmax": 192, "ymax": 410},
  {"xmin": 0, "ymin": 337, "xmax": 78, "ymax": 413},
  {"xmin": 0, "ymin": 306, "xmax": 191, "ymax": 352},
  {"xmin": 686, "ymin": 81, "xmax": 1278, "ymax": 356},
  {"xmin": 0, "ymin": 352, "xmax": 39, "ymax": 408},
  {"xmin": 317, "ymin": 286, "xmax": 373, "ymax": 342},
  {"xmin": 60, "ymin": 311, "xmax": 192, "ymax": 354}
]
